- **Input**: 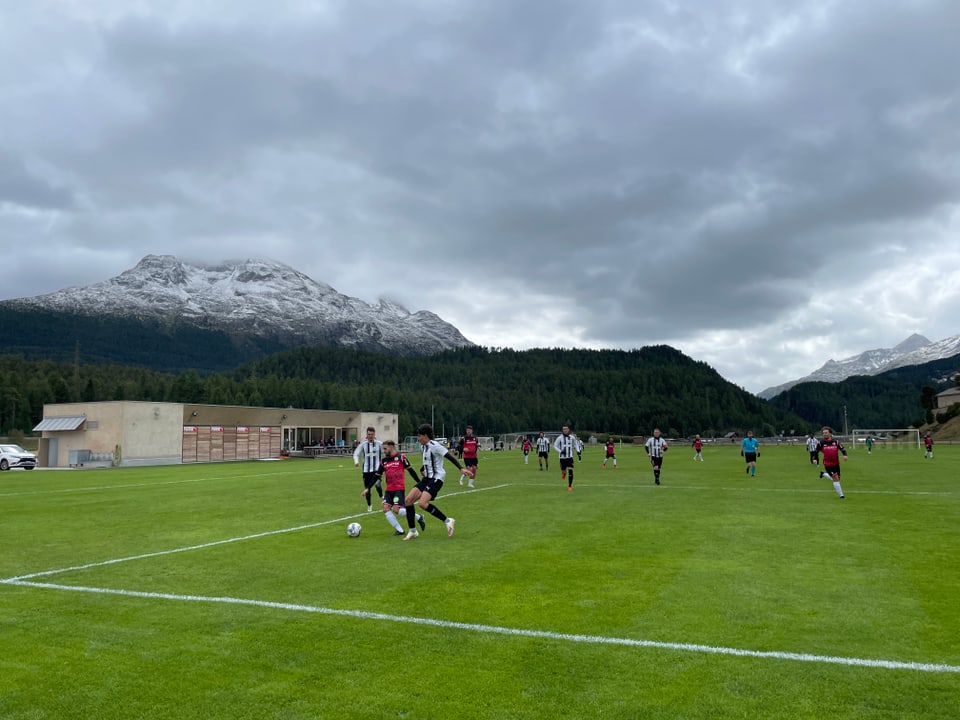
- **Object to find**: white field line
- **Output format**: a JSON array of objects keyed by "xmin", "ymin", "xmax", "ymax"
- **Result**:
[
  {"xmin": 2, "ymin": 480, "xmax": 956, "ymax": 675},
  {"xmin": 4, "ymin": 578, "xmax": 959, "ymax": 675},
  {"xmin": 0, "ymin": 468, "xmax": 335, "ymax": 499},
  {"xmin": 1, "ymin": 485, "xmax": 507, "ymax": 583},
  {"xmin": 521, "ymin": 481, "xmax": 955, "ymax": 496}
]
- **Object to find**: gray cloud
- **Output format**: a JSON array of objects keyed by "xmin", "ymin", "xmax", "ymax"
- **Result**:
[{"xmin": 2, "ymin": 0, "xmax": 958, "ymax": 392}]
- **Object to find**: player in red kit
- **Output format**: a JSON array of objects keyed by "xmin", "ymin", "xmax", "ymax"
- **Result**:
[
  {"xmin": 692, "ymin": 434, "xmax": 704, "ymax": 462},
  {"xmin": 459, "ymin": 425, "xmax": 480, "ymax": 487},
  {"xmin": 522, "ymin": 437, "xmax": 532, "ymax": 464},
  {"xmin": 816, "ymin": 426, "xmax": 848, "ymax": 499},
  {"xmin": 602, "ymin": 437, "xmax": 617, "ymax": 468},
  {"xmin": 367, "ymin": 441, "xmax": 426, "ymax": 535}
]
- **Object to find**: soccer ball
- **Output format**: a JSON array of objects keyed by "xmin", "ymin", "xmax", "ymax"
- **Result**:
[{"xmin": 347, "ymin": 522, "xmax": 362, "ymax": 537}]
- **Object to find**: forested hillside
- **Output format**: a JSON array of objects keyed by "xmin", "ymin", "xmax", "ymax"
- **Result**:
[
  {"xmin": 767, "ymin": 354, "xmax": 960, "ymax": 430},
  {"xmin": 1, "ymin": 345, "xmax": 808, "ymax": 439}
]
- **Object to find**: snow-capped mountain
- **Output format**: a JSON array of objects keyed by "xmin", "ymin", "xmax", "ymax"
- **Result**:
[
  {"xmin": 4, "ymin": 255, "xmax": 473, "ymax": 356},
  {"xmin": 758, "ymin": 333, "xmax": 960, "ymax": 399}
]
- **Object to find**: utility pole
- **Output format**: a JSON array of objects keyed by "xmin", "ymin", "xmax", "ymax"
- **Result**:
[{"xmin": 843, "ymin": 405, "xmax": 849, "ymax": 437}]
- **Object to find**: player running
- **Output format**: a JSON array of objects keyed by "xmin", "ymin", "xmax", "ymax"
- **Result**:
[
  {"xmin": 458, "ymin": 425, "xmax": 480, "ymax": 487},
  {"xmin": 554, "ymin": 425, "xmax": 582, "ymax": 491},
  {"xmin": 816, "ymin": 426, "xmax": 848, "ymax": 499},
  {"xmin": 353, "ymin": 426, "xmax": 384, "ymax": 511},
  {"xmin": 644, "ymin": 428, "xmax": 668, "ymax": 485},
  {"xmin": 536, "ymin": 432, "xmax": 551, "ymax": 471},
  {"xmin": 602, "ymin": 437, "xmax": 617, "ymax": 469},
  {"xmin": 403, "ymin": 423, "xmax": 472, "ymax": 540},
  {"xmin": 368, "ymin": 441, "xmax": 426, "ymax": 536}
]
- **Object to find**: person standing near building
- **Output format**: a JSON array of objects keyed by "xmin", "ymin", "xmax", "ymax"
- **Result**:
[
  {"xmin": 644, "ymin": 428, "xmax": 668, "ymax": 485},
  {"xmin": 806, "ymin": 434, "xmax": 820, "ymax": 465},
  {"xmin": 536, "ymin": 432, "xmax": 551, "ymax": 471},
  {"xmin": 402, "ymin": 423, "xmax": 472, "ymax": 540},
  {"xmin": 817, "ymin": 426, "xmax": 848, "ymax": 499},
  {"xmin": 458, "ymin": 425, "xmax": 480, "ymax": 487},
  {"xmin": 741, "ymin": 430, "xmax": 760, "ymax": 476},
  {"xmin": 602, "ymin": 437, "xmax": 617, "ymax": 469},
  {"xmin": 353, "ymin": 426, "xmax": 384, "ymax": 512},
  {"xmin": 924, "ymin": 432, "xmax": 934, "ymax": 459},
  {"xmin": 554, "ymin": 425, "xmax": 582, "ymax": 491},
  {"xmin": 692, "ymin": 434, "xmax": 704, "ymax": 462},
  {"xmin": 367, "ymin": 441, "xmax": 426, "ymax": 535}
]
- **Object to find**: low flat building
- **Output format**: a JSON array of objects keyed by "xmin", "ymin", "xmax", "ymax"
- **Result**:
[{"xmin": 33, "ymin": 401, "xmax": 398, "ymax": 468}]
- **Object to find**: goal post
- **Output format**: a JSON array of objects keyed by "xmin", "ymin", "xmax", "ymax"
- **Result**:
[{"xmin": 850, "ymin": 428, "xmax": 921, "ymax": 451}]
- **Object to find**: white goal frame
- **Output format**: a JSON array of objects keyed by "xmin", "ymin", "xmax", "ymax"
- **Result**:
[{"xmin": 850, "ymin": 428, "xmax": 921, "ymax": 450}]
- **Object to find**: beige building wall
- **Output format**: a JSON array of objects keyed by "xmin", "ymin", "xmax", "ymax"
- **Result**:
[{"xmin": 37, "ymin": 401, "xmax": 399, "ymax": 468}]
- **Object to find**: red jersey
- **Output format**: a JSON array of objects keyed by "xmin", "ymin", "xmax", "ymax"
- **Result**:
[
  {"xmin": 817, "ymin": 438, "xmax": 847, "ymax": 466},
  {"xmin": 605, "ymin": 440, "xmax": 615, "ymax": 457},
  {"xmin": 462, "ymin": 435, "xmax": 479, "ymax": 459},
  {"xmin": 693, "ymin": 438, "xmax": 703, "ymax": 451},
  {"xmin": 522, "ymin": 439, "xmax": 531, "ymax": 452},
  {"xmin": 379, "ymin": 452, "xmax": 417, "ymax": 491}
]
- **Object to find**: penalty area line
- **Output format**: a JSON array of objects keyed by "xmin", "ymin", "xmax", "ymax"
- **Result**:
[{"xmin": 4, "ymin": 579, "xmax": 959, "ymax": 675}]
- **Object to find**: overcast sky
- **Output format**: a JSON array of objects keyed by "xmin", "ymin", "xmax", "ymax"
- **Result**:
[{"xmin": 2, "ymin": 1, "xmax": 958, "ymax": 394}]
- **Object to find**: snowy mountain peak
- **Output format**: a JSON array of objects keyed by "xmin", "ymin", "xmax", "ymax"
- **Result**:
[
  {"xmin": 4, "ymin": 255, "xmax": 472, "ymax": 356},
  {"xmin": 759, "ymin": 333, "xmax": 960, "ymax": 399},
  {"xmin": 892, "ymin": 333, "xmax": 932, "ymax": 354}
]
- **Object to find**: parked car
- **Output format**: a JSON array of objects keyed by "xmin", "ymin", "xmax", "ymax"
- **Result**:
[{"xmin": 0, "ymin": 444, "xmax": 37, "ymax": 471}]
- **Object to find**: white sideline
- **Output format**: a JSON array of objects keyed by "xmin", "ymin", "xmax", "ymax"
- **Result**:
[
  {"xmin": 2, "ymin": 481, "xmax": 956, "ymax": 675},
  {"xmin": 4, "ymin": 578, "xmax": 959, "ymax": 675},
  {"xmin": 0, "ymin": 468, "xmax": 331, "ymax": 498}
]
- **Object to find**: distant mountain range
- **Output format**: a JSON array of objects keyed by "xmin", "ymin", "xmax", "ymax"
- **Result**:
[
  {"xmin": 759, "ymin": 333, "xmax": 960, "ymax": 399},
  {"xmin": 0, "ymin": 255, "xmax": 472, "ymax": 371}
]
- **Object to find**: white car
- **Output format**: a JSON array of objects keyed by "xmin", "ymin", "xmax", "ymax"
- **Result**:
[{"xmin": 0, "ymin": 444, "xmax": 37, "ymax": 471}]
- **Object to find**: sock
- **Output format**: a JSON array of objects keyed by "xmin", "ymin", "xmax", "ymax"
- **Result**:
[
  {"xmin": 404, "ymin": 505, "xmax": 418, "ymax": 529},
  {"xmin": 375, "ymin": 482, "xmax": 383, "ymax": 498},
  {"xmin": 833, "ymin": 481, "xmax": 844, "ymax": 497},
  {"xmin": 613, "ymin": 459, "xmax": 617, "ymax": 467},
  {"xmin": 426, "ymin": 503, "xmax": 448, "ymax": 523},
  {"xmin": 385, "ymin": 511, "xmax": 403, "ymax": 531},
  {"xmin": 751, "ymin": 467, "xmax": 756, "ymax": 476},
  {"xmin": 568, "ymin": 469, "xmax": 574, "ymax": 487}
]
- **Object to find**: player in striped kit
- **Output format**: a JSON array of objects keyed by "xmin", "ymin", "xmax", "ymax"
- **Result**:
[
  {"xmin": 554, "ymin": 424, "xmax": 583, "ymax": 491},
  {"xmin": 536, "ymin": 432, "xmax": 551, "ymax": 471},
  {"xmin": 402, "ymin": 423, "xmax": 472, "ymax": 540},
  {"xmin": 353, "ymin": 426, "xmax": 384, "ymax": 511},
  {"xmin": 644, "ymin": 428, "xmax": 668, "ymax": 485}
]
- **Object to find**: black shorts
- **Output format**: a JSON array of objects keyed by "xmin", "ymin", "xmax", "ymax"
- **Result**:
[
  {"xmin": 383, "ymin": 489, "xmax": 406, "ymax": 506},
  {"xmin": 823, "ymin": 464, "xmax": 841, "ymax": 479},
  {"xmin": 560, "ymin": 457, "xmax": 574, "ymax": 470},
  {"xmin": 414, "ymin": 477, "xmax": 444, "ymax": 498},
  {"xmin": 464, "ymin": 458, "xmax": 478, "ymax": 468},
  {"xmin": 648, "ymin": 455, "xmax": 663, "ymax": 468},
  {"xmin": 744, "ymin": 452, "xmax": 757, "ymax": 463},
  {"xmin": 605, "ymin": 453, "xmax": 616, "ymax": 460},
  {"xmin": 538, "ymin": 451, "xmax": 549, "ymax": 459}
]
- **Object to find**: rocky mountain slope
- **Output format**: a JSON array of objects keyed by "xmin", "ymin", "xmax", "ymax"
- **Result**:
[
  {"xmin": 3, "ymin": 255, "xmax": 472, "ymax": 357},
  {"xmin": 759, "ymin": 333, "xmax": 960, "ymax": 399}
]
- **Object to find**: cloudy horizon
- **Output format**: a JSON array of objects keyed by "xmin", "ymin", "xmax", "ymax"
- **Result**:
[{"xmin": 2, "ymin": 1, "xmax": 958, "ymax": 394}]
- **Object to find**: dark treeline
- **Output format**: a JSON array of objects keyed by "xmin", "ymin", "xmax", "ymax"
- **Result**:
[
  {"xmin": 1, "ymin": 345, "xmax": 810, "ymax": 439},
  {"xmin": 768, "ymin": 354, "xmax": 960, "ymax": 430}
]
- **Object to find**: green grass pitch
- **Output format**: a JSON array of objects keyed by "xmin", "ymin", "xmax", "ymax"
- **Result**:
[{"xmin": 1, "ymin": 443, "xmax": 958, "ymax": 719}]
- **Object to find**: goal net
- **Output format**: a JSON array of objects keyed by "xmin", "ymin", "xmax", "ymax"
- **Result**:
[{"xmin": 850, "ymin": 428, "xmax": 921, "ymax": 451}]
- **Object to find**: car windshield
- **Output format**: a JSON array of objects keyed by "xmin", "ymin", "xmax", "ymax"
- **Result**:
[{"xmin": 0, "ymin": 444, "xmax": 29, "ymax": 453}]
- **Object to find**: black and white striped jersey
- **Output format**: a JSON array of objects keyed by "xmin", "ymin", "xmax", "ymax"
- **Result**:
[
  {"xmin": 553, "ymin": 432, "xmax": 582, "ymax": 459},
  {"xmin": 353, "ymin": 439, "xmax": 383, "ymax": 472}
]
